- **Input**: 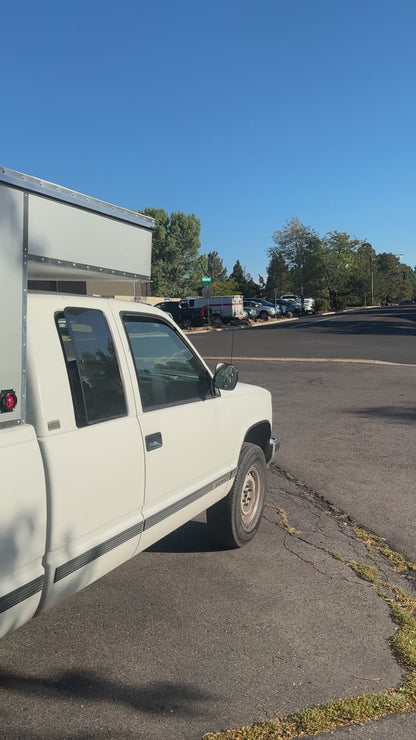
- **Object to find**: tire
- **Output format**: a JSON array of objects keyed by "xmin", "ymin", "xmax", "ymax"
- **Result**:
[
  {"xmin": 211, "ymin": 313, "xmax": 223, "ymax": 328},
  {"xmin": 259, "ymin": 311, "xmax": 268, "ymax": 321},
  {"xmin": 180, "ymin": 317, "xmax": 192, "ymax": 330},
  {"xmin": 207, "ymin": 443, "xmax": 267, "ymax": 548},
  {"xmin": 286, "ymin": 311, "xmax": 293, "ymax": 319}
]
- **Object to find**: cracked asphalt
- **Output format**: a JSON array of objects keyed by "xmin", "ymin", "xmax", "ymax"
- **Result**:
[
  {"xmin": 0, "ymin": 463, "xmax": 414, "ymax": 739},
  {"xmin": 0, "ymin": 308, "xmax": 415, "ymax": 739}
]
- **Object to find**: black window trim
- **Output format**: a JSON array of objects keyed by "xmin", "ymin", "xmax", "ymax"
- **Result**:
[
  {"xmin": 55, "ymin": 307, "xmax": 128, "ymax": 427},
  {"xmin": 121, "ymin": 311, "xmax": 215, "ymax": 412}
]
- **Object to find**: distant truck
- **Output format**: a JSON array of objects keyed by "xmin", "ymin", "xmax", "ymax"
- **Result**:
[
  {"xmin": 182, "ymin": 295, "xmax": 245, "ymax": 327},
  {"xmin": 154, "ymin": 300, "xmax": 208, "ymax": 330},
  {"xmin": 0, "ymin": 167, "xmax": 279, "ymax": 639}
]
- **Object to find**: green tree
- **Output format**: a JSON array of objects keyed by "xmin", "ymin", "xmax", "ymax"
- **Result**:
[
  {"xmin": 264, "ymin": 251, "xmax": 291, "ymax": 301},
  {"xmin": 350, "ymin": 241, "xmax": 378, "ymax": 306},
  {"xmin": 211, "ymin": 278, "xmax": 240, "ymax": 296},
  {"xmin": 320, "ymin": 231, "xmax": 360, "ymax": 308},
  {"xmin": 140, "ymin": 208, "xmax": 205, "ymax": 296},
  {"xmin": 229, "ymin": 260, "xmax": 259, "ymax": 296},
  {"xmin": 207, "ymin": 251, "xmax": 227, "ymax": 282},
  {"xmin": 269, "ymin": 218, "xmax": 323, "ymax": 300},
  {"xmin": 230, "ymin": 260, "xmax": 245, "ymax": 289},
  {"xmin": 376, "ymin": 253, "xmax": 415, "ymax": 304}
]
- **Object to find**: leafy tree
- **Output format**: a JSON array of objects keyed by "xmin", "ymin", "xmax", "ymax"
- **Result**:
[
  {"xmin": 350, "ymin": 241, "xmax": 379, "ymax": 306},
  {"xmin": 211, "ymin": 278, "xmax": 240, "ymax": 296},
  {"xmin": 207, "ymin": 251, "xmax": 227, "ymax": 282},
  {"xmin": 269, "ymin": 218, "xmax": 323, "ymax": 299},
  {"xmin": 320, "ymin": 231, "xmax": 360, "ymax": 308},
  {"xmin": 140, "ymin": 208, "xmax": 206, "ymax": 296},
  {"xmin": 376, "ymin": 253, "xmax": 415, "ymax": 303}
]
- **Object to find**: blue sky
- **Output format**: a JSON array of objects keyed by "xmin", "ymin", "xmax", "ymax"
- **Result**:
[{"xmin": 2, "ymin": 0, "xmax": 415, "ymax": 280}]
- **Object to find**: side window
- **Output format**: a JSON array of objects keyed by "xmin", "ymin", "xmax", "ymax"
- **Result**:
[
  {"xmin": 56, "ymin": 308, "xmax": 127, "ymax": 427},
  {"xmin": 122, "ymin": 314, "xmax": 212, "ymax": 411}
]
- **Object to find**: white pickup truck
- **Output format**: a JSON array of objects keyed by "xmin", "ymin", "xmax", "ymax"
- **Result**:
[{"xmin": 0, "ymin": 168, "xmax": 278, "ymax": 639}]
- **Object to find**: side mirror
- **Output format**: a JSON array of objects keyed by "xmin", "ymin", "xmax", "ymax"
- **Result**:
[{"xmin": 213, "ymin": 362, "xmax": 238, "ymax": 391}]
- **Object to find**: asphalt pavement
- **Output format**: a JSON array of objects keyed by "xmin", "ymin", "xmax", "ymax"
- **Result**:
[
  {"xmin": 191, "ymin": 305, "xmax": 416, "ymax": 365},
  {"xmin": 0, "ymin": 468, "xmax": 413, "ymax": 740},
  {"xmin": 0, "ymin": 306, "xmax": 415, "ymax": 739}
]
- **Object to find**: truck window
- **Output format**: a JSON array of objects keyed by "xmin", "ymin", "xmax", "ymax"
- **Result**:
[
  {"xmin": 56, "ymin": 308, "xmax": 127, "ymax": 426},
  {"xmin": 122, "ymin": 314, "xmax": 211, "ymax": 411}
]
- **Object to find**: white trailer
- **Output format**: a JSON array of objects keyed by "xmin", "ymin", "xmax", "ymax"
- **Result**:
[{"xmin": 183, "ymin": 295, "xmax": 244, "ymax": 326}]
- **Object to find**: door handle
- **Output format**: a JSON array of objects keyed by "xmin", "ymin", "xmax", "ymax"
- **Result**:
[{"xmin": 145, "ymin": 432, "xmax": 163, "ymax": 451}]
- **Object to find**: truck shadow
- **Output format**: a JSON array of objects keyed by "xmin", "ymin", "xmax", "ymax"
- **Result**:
[
  {"xmin": 349, "ymin": 406, "xmax": 416, "ymax": 423},
  {"xmin": 0, "ymin": 667, "xmax": 215, "ymax": 717},
  {"xmin": 148, "ymin": 519, "xmax": 225, "ymax": 553}
]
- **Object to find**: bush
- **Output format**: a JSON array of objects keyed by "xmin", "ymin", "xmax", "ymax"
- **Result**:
[{"xmin": 314, "ymin": 298, "xmax": 331, "ymax": 313}]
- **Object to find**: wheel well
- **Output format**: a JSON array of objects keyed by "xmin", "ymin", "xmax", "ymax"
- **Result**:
[{"xmin": 243, "ymin": 421, "xmax": 271, "ymax": 457}]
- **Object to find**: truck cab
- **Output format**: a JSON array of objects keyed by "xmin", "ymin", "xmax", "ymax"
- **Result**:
[{"xmin": 0, "ymin": 168, "xmax": 278, "ymax": 639}]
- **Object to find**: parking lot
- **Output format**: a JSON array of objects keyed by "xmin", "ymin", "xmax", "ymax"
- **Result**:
[{"xmin": 1, "ymin": 307, "xmax": 415, "ymax": 739}]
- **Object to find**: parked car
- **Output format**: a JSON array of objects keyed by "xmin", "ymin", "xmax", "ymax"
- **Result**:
[
  {"xmin": 246, "ymin": 299, "xmax": 276, "ymax": 320},
  {"xmin": 243, "ymin": 305, "xmax": 258, "ymax": 321},
  {"xmin": 275, "ymin": 299, "xmax": 299, "ymax": 317},
  {"xmin": 280, "ymin": 295, "xmax": 315, "ymax": 313},
  {"xmin": 154, "ymin": 300, "xmax": 208, "ymax": 329}
]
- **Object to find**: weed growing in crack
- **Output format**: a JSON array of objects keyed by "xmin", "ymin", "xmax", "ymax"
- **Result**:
[
  {"xmin": 203, "ymin": 472, "xmax": 416, "ymax": 740},
  {"xmin": 265, "ymin": 502, "xmax": 300, "ymax": 537}
]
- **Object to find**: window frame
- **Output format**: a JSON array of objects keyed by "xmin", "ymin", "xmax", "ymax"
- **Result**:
[
  {"xmin": 55, "ymin": 307, "xmax": 128, "ymax": 428},
  {"xmin": 121, "ymin": 312, "xmax": 215, "ymax": 412}
]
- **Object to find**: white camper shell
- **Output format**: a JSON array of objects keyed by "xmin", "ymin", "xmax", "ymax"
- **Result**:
[{"xmin": 0, "ymin": 167, "xmax": 153, "ymax": 425}]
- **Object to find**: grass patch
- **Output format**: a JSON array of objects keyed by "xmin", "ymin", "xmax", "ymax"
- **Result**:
[
  {"xmin": 265, "ymin": 503, "xmax": 301, "ymax": 537},
  {"xmin": 351, "ymin": 524, "xmax": 416, "ymax": 572},
  {"xmin": 203, "ymin": 498, "xmax": 416, "ymax": 740}
]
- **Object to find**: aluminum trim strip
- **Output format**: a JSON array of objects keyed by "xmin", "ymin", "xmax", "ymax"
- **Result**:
[
  {"xmin": 0, "ymin": 167, "xmax": 154, "ymax": 230},
  {"xmin": 0, "ymin": 575, "xmax": 44, "ymax": 614},
  {"xmin": 144, "ymin": 469, "xmax": 237, "ymax": 531},
  {"xmin": 54, "ymin": 469, "xmax": 237, "ymax": 581},
  {"xmin": 54, "ymin": 521, "xmax": 144, "ymax": 582},
  {"xmin": 28, "ymin": 254, "xmax": 150, "ymax": 282}
]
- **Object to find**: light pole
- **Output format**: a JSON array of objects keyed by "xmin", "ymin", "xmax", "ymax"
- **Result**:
[{"xmin": 371, "ymin": 256, "xmax": 374, "ymax": 306}]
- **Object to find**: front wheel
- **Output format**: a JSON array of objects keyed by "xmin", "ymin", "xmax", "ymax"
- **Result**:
[{"xmin": 206, "ymin": 443, "xmax": 267, "ymax": 548}]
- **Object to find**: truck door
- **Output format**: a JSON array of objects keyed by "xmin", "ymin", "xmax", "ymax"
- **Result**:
[
  {"xmin": 120, "ymin": 312, "xmax": 235, "ymax": 549},
  {"xmin": 27, "ymin": 299, "xmax": 146, "ymax": 611}
]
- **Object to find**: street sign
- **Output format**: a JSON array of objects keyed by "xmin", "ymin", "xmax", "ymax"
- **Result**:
[{"xmin": 201, "ymin": 276, "xmax": 212, "ymax": 284}]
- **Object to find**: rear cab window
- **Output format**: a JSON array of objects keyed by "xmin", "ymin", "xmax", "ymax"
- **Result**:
[{"xmin": 56, "ymin": 307, "xmax": 127, "ymax": 427}]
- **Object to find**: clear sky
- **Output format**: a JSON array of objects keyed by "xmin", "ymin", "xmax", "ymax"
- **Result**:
[{"xmin": 1, "ymin": 0, "xmax": 415, "ymax": 281}]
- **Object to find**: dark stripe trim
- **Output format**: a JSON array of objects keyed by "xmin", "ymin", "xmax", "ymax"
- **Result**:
[
  {"xmin": 0, "ymin": 575, "xmax": 44, "ymax": 614},
  {"xmin": 54, "ymin": 520, "xmax": 144, "ymax": 583},
  {"xmin": 144, "ymin": 469, "xmax": 237, "ymax": 531},
  {"xmin": 54, "ymin": 469, "xmax": 236, "ymax": 582}
]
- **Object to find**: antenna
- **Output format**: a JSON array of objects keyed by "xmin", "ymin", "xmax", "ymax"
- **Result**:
[{"xmin": 230, "ymin": 320, "xmax": 236, "ymax": 364}]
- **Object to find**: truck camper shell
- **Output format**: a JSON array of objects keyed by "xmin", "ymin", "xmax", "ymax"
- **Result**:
[{"xmin": 0, "ymin": 166, "xmax": 154, "ymax": 424}]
